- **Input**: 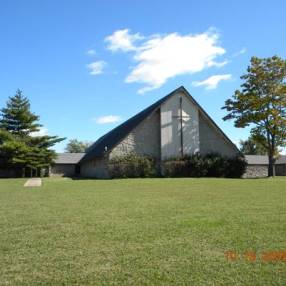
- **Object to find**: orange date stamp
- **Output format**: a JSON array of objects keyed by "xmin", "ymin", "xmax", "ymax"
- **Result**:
[{"xmin": 225, "ymin": 250, "xmax": 286, "ymax": 262}]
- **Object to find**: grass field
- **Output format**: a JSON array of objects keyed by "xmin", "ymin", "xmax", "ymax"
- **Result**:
[{"xmin": 0, "ymin": 177, "xmax": 285, "ymax": 285}]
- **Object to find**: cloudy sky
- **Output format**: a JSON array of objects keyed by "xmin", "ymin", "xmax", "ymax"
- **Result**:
[{"xmin": 0, "ymin": 0, "xmax": 286, "ymax": 151}]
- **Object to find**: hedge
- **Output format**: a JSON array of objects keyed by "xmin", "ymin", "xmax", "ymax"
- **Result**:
[
  {"xmin": 162, "ymin": 153, "xmax": 247, "ymax": 178},
  {"xmin": 108, "ymin": 153, "xmax": 156, "ymax": 178},
  {"xmin": 108, "ymin": 152, "xmax": 247, "ymax": 179}
]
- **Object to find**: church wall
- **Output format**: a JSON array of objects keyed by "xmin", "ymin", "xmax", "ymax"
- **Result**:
[
  {"xmin": 160, "ymin": 92, "xmax": 199, "ymax": 160},
  {"xmin": 109, "ymin": 110, "xmax": 161, "ymax": 160},
  {"xmin": 199, "ymin": 112, "xmax": 238, "ymax": 157},
  {"xmin": 50, "ymin": 164, "xmax": 76, "ymax": 177},
  {"xmin": 80, "ymin": 110, "xmax": 161, "ymax": 178},
  {"xmin": 80, "ymin": 156, "xmax": 109, "ymax": 178}
]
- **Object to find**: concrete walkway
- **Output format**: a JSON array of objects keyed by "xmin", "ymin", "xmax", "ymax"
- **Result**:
[{"xmin": 24, "ymin": 178, "xmax": 42, "ymax": 187}]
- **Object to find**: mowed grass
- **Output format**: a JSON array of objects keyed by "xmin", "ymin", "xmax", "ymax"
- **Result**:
[{"xmin": 0, "ymin": 178, "xmax": 286, "ymax": 285}]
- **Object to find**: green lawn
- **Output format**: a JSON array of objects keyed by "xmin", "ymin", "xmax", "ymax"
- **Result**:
[{"xmin": 0, "ymin": 178, "xmax": 285, "ymax": 285}]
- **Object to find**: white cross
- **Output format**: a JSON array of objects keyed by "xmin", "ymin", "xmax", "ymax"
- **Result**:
[{"xmin": 172, "ymin": 97, "xmax": 190, "ymax": 157}]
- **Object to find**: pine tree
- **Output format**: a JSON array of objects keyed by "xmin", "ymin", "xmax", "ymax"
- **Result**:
[
  {"xmin": 0, "ymin": 89, "xmax": 41, "ymax": 136},
  {"xmin": 0, "ymin": 90, "xmax": 65, "ymax": 176}
]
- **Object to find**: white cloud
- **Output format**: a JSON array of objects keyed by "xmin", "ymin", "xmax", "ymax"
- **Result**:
[
  {"xmin": 232, "ymin": 47, "xmax": 247, "ymax": 57},
  {"xmin": 86, "ymin": 49, "xmax": 96, "ymax": 55},
  {"xmin": 105, "ymin": 29, "xmax": 227, "ymax": 93},
  {"xmin": 87, "ymin": 61, "xmax": 106, "ymax": 75},
  {"xmin": 192, "ymin": 74, "xmax": 232, "ymax": 90},
  {"xmin": 105, "ymin": 29, "xmax": 143, "ymax": 52},
  {"xmin": 30, "ymin": 127, "xmax": 49, "ymax": 137},
  {"xmin": 94, "ymin": 115, "xmax": 121, "ymax": 124}
]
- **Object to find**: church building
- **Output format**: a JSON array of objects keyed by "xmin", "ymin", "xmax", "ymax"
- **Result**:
[{"xmin": 78, "ymin": 86, "xmax": 239, "ymax": 178}]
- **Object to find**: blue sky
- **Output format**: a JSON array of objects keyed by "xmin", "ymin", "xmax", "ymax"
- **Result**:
[{"xmin": 1, "ymin": 0, "xmax": 286, "ymax": 152}]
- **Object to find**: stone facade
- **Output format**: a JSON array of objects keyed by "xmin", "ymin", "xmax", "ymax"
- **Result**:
[
  {"xmin": 81, "ymin": 110, "xmax": 161, "ymax": 178},
  {"xmin": 243, "ymin": 165, "xmax": 268, "ymax": 178},
  {"xmin": 80, "ymin": 157, "xmax": 109, "ymax": 178},
  {"xmin": 110, "ymin": 110, "xmax": 161, "ymax": 160}
]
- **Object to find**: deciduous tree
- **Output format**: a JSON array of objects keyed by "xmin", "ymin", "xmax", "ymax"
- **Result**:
[
  {"xmin": 223, "ymin": 56, "xmax": 286, "ymax": 176},
  {"xmin": 65, "ymin": 139, "xmax": 91, "ymax": 153}
]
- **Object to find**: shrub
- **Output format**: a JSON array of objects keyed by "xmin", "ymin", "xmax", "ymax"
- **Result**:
[
  {"xmin": 225, "ymin": 155, "xmax": 247, "ymax": 178},
  {"xmin": 108, "ymin": 153, "xmax": 156, "ymax": 178},
  {"xmin": 162, "ymin": 153, "xmax": 246, "ymax": 178},
  {"xmin": 162, "ymin": 160, "xmax": 186, "ymax": 177}
]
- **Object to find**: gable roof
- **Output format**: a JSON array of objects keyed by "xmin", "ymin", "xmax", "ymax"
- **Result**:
[
  {"xmin": 80, "ymin": 86, "xmax": 239, "ymax": 163},
  {"xmin": 54, "ymin": 153, "xmax": 85, "ymax": 164}
]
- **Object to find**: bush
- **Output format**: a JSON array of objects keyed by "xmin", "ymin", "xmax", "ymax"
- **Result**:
[
  {"xmin": 225, "ymin": 155, "xmax": 247, "ymax": 178},
  {"xmin": 162, "ymin": 153, "xmax": 247, "ymax": 178},
  {"xmin": 108, "ymin": 153, "xmax": 156, "ymax": 178},
  {"xmin": 162, "ymin": 160, "xmax": 187, "ymax": 177}
]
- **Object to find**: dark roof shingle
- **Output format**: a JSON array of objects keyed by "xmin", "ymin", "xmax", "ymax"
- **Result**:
[{"xmin": 54, "ymin": 153, "xmax": 85, "ymax": 164}]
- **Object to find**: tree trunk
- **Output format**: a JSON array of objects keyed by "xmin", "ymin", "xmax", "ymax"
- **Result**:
[
  {"xmin": 266, "ymin": 131, "xmax": 275, "ymax": 177},
  {"xmin": 268, "ymin": 153, "xmax": 274, "ymax": 177},
  {"xmin": 268, "ymin": 147, "xmax": 276, "ymax": 177}
]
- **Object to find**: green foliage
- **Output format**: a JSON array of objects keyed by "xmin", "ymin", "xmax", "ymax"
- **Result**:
[
  {"xmin": 0, "ymin": 130, "xmax": 30, "ymax": 167},
  {"xmin": 222, "ymin": 56, "xmax": 286, "ymax": 176},
  {"xmin": 108, "ymin": 153, "xmax": 156, "ymax": 178},
  {"xmin": 162, "ymin": 153, "xmax": 247, "ymax": 178},
  {"xmin": 0, "ymin": 89, "xmax": 41, "ymax": 136},
  {"xmin": 65, "ymin": 139, "xmax": 91, "ymax": 153},
  {"xmin": 0, "ymin": 90, "xmax": 65, "ymax": 175},
  {"xmin": 239, "ymin": 134, "xmax": 268, "ymax": 155}
]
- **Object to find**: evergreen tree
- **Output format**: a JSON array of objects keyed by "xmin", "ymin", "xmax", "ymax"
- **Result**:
[
  {"xmin": 0, "ymin": 90, "xmax": 65, "ymax": 176},
  {"xmin": 0, "ymin": 89, "xmax": 41, "ymax": 136}
]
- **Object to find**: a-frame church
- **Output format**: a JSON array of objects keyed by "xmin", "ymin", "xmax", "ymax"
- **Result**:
[{"xmin": 79, "ymin": 86, "xmax": 239, "ymax": 178}]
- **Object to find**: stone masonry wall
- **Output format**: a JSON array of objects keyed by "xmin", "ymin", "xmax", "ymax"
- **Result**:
[
  {"xmin": 80, "ymin": 156, "xmax": 109, "ymax": 178},
  {"xmin": 109, "ymin": 110, "xmax": 161, "ymax": 160},
  {"xmin": 243, "ymin": 165, "xmax": 268, "ymax": 178}
]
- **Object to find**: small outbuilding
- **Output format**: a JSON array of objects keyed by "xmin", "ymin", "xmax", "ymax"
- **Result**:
[
  {"xmin": 244, "ymin": 155, "xmax": 286, "ymax": 178},
  {"xmin": 275, "ymin": 156, "xmax": 286, "ymax": 176},
  {"xmin": 50, "ymin": 153, "xmax": 85, "ymax": 177}
]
